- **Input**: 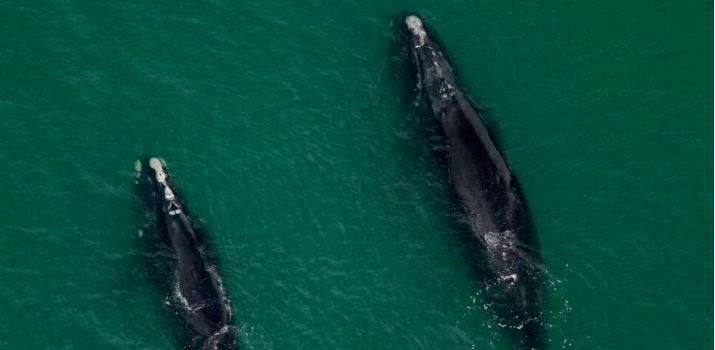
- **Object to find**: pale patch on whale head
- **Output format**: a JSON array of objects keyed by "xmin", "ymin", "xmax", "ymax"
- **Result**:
[
  {"xmin": 149, "ymin": 158, "xmax": 166, "ymax": 183},
  {"xmin": 149, "ymin": 157, "xmax": 176, "ymax": 201},
  {"xmin": 164, "ymin": 187, "xmax": 176, "ymax": 201},
  {"xmin": 405, "ymin": 15, "xmax": 427, "ymax": 46}
]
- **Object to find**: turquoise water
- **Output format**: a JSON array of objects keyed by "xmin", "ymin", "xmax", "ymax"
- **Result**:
[{"xmin": 0, "ymin": 0, "xmax": 711, "ymax": 349}]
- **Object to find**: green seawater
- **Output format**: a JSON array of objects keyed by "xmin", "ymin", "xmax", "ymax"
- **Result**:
[{"xmin": 0, "ymin": 0, "xmax": 711, "ymax": 349}]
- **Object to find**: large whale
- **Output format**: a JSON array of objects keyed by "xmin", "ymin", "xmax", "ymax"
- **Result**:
[
  {"xmin": 138, "ymin": 158, "xmax": 234, "ymax": 350},
  {"xmin": 403, "ymin": 16, "xmax": 544, "ymax": 349}
]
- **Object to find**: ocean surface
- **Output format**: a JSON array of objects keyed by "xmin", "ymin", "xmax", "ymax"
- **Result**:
[{"xmin": 0, "ymin": 0, "xmax": 711, "ymax": 349}]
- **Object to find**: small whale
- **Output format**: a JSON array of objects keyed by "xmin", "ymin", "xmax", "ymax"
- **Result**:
[
  {"xmin": 137, "ymin": 158, "xmax": 235, "ymax": 350},
  {"xmin": 403, "ymin": 16, "xmax": 545, "ymax": 349}
]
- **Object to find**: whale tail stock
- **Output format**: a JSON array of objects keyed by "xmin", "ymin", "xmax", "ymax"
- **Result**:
[{"xmin": 200, "ymin": 325, "xmax": 236, "ymax": 350}]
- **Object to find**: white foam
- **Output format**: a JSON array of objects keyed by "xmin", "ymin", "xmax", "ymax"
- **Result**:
[
  {"xmin": 484, "ymin": 231, "xmax": 501, "ymax": 250},
  {"xmin": 174, "ymin": 279, "xmax": 190, "ymax": 309},
  {"xmin": 405, "ymin": 15, "xmax": 427, "ymax": 46},
  {"xmin": 204, "ymin": 325, "xmax": 232, "ymax": 350},
  {"xmin": 500, "ymin": 273, "xmax": 518, "ymax": 284}
]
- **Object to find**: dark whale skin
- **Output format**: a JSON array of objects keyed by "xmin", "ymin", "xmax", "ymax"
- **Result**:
[
  {"xmin": 139, "ymin": 158, "xmax": 235, "ymax": 350},
  {"xmin": 403, "ymin": 16, "xmax": 545, "ymax": 349}
]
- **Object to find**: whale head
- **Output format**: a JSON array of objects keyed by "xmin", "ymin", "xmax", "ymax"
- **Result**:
[
  {"xmin": 403, "ymin": 15, "xmax": 459, "ymax": 113},
  {"xmin": 141, "ymin": 157, "xmax": 183, "ymax": 216},
  {"xmin": 405, "ymin": 16, "xmax": 427, "ymax": 47}
]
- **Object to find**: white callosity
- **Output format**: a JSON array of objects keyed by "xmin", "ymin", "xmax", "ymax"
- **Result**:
[
  {"xmin": 405, "ymin": 16, "xmax": 427, "ymax": 47},
  {"xmin": 149, "ymin": 157, "xmax": 182, "ymax": 215},
  {"xmin": 149, "ymin": 158, "xmax": 168, "ymax": 187}
]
